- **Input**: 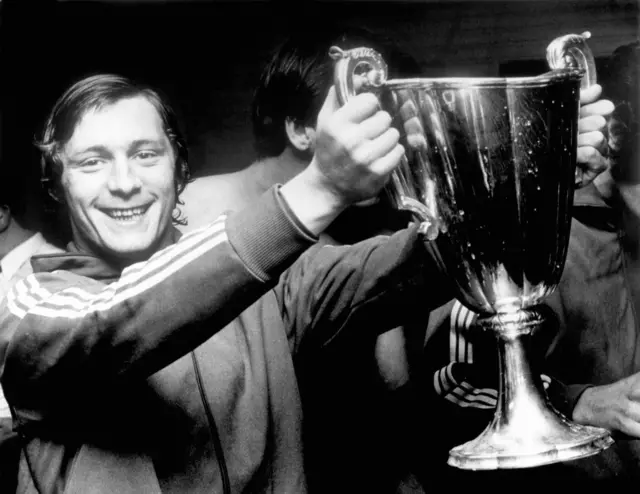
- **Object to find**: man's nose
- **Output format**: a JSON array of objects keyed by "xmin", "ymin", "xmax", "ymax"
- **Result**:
[{"xmin": 107, "ymin": 158, "xmax": 142, "ymax": 196}]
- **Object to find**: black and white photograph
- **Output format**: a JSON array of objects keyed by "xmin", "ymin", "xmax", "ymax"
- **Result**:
[{"xmin": 0, "ymin": 0, "xmax": 638, "ymax": 492}]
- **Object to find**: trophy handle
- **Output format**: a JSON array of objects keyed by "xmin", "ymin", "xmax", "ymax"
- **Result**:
[
  {"xmin": 546, "ymin": 32, "xmax": 600, "ymax": 188},
  {"xmin": 330, "ymin": 45, "xmax": 441, "ymax": 240},
  {"xmin": 546, "ymin": 31, "xmax": 597, "ymax": 89},
  {"xmin": 329, "ymin": 45, "xmax": 389, "ymax": 105}
]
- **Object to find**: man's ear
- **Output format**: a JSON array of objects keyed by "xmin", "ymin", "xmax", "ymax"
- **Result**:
[
  {"xmin": 284, "ymin": 117, "xmax": 316, "ymax": 152},
  {"xmin": 0, "ymin": 205, "xmax": 11, "ymax": 233}
]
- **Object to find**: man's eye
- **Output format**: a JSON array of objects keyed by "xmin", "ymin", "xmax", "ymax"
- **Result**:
[
  {"xmin": 80, "ymin": 158, "xmax": 103, "ymax": 168},
  {"xmin": 136, "ymin": 151, "xmax": 157, "ymax": 160}
]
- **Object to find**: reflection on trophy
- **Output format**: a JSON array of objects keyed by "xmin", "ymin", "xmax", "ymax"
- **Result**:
[{"xmin": 331, "ymin": 32, "xmax": 613, "ymax": 470}]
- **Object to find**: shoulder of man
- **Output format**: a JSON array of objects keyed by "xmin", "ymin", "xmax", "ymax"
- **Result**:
[
  {"xmin": 11, "ymin": 237, "xmax": 64, "ymax": 280},
  {"xmin": 179, "ymin": 173, "xmax": 248, "ymax": 233}
]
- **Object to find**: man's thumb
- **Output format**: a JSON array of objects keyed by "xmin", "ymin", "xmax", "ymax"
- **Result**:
[{"xmin": 318, "ymin": 86, "xmax": 341, "ymax": 123}]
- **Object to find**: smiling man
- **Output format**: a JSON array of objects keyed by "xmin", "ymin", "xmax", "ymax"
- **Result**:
[
  {"xmin": 0, "ymin": 73, "xmax": 461, "ymax": 494},
  {"xmin": 46, "ymin": 86, "xmax": 189, "ymax": 267},
  {"xmin": 60, "ymin": 100, "xmax": 179, "ymax": 265}
]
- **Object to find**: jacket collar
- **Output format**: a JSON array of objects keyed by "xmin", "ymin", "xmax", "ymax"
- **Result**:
[{"xmin": 31, "ymin": 227, "xmax": 182, "ymax": 284}]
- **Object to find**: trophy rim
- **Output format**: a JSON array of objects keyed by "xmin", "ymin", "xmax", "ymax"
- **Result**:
[{"xmin": 381, "ymin": 68, "xmax": 585, "ymax": 90}]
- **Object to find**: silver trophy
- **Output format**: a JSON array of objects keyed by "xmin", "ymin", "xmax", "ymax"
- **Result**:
[{"xmin": 331, "ymin": 32, "xmax": 613, "ymax": 470}]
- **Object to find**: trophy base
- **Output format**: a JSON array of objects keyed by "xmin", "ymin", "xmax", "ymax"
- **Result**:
[
  {"xmin": 447, "ymin": 410, "xmax": 613, "ymax": 470},
  {"xmin": 447, "ymin": 308, "xmax": 614, "ymax": 471}
]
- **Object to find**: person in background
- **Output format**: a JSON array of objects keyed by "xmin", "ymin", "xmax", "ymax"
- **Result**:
[
  {"xmin": 552, "ymin": 39, "xmax": 640, "ymax": 480},
  {"xmin": 179, "ymin": 26, "xmax": 428, "ymax": 493},
  {"xmin": 422, "ymin": 41, "xmax": 640, "ymax": 485},
  {"xmin": 179, "ymin": 25, "xmax": 419, "ymax": 238},
  {"xmin": 0, "ymin": 187, "xmax": 62, "ymax": 492},
  {"xmin": 0, "ymin": 194, "xmax": 62, "ymax": 305}
]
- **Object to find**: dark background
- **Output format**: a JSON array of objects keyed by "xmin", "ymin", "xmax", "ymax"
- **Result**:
[
  {"xmin": 0, "ymin": 2, "xmax": 637, "ymax": 490},
  {"xmin": 1, "ymin": 0, "xmax": 638, "ymax": 230}
]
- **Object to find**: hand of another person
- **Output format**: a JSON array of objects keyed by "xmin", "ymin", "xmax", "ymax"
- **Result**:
[
  {"xmin": 575, "ymin": 84, "xmax": 615, "ymax": 188},
  {"xmin": 395, "ymin": 90, "xmax": 428, "ymax": 152},
  {"xmin": 573, "ymin": 371, "xmax": 640, "ymax": 438}
]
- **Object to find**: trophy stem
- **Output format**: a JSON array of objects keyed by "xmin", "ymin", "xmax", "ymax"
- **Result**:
[{"xmin": 448, "ymin": 308, "xmax": 613, "ymax": 470}]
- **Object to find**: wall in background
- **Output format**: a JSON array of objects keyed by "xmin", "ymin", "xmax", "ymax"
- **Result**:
[{"xmin": 1, "ymin": 0, "xmax": 637, "ymax": 228}]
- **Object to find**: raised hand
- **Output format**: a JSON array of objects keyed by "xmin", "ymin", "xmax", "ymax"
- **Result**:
[
  {"xmin": 280, "ymin": 86, "xmax": 404, "ymax": 234},
  {"xmin": 573, "ymin": 371, "xmax": 640, "ymax": 438},
  {"xmin": 576, "ymin": 84, "xmax": 615, "ymax": 187},
  {"xmin": 308, "ymin": 86, "xmax": 404, "ymax": 205}
]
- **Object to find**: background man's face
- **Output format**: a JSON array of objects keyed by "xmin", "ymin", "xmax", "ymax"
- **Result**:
[
  {"xmin": 0, "ymin": 206, "xmax": 10, "ymax": 234},
  {"xmin": 59, "ymin": 96, "xmax": 177, "ymax": 261},
  {"xmin": 608, "ymin": 112, "xmax": 640, "ymax": 219}
]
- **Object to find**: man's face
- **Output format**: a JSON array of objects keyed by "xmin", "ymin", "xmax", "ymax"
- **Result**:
[
  {"xmin": 59, "ymin": 96, "xmax": 177, "ymax": 262},
  {"xmin": 0, "ymin": 205, "xmax": 10, "ymax": 234}
]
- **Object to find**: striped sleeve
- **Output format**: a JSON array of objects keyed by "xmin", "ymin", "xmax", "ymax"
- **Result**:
[
  {"xmin": 0, "ymin": 186, "xmax": 316, "ymax": 419},
  {"xmin": 279, "ymin": 225, "xmax": 454, "ymax": 353},
  {"xmin": 433, "ymin": 300, "xmax": 551, "ymax": 410}
]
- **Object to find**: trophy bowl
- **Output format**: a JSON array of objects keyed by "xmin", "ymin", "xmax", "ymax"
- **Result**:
[{"xmin": 331, "ymin": 33, "xmax": 613, "ymax": 470}]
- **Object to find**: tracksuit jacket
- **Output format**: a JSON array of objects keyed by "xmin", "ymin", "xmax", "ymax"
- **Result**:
[{"xmin": 0, "ymin": 186, "xmax": 448, "ymax": 493}]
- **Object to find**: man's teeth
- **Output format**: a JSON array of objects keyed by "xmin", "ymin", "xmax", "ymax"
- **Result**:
[{"xmin": 107, "ymin": 207, "xmax": 146, "ymax": 220}]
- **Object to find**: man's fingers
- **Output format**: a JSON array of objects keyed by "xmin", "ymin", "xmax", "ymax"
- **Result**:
[
  {"xmin": 616, "ymin": 399, "xmax": 640, "ymax": 438},
  {"xmin": 369, "ymin": 143, "xmax": 406, "ymax": 178},
  {"xmin": 580, "ymin": 99, "xmax": 615, "ymax": 119},
  {"xmin": 406, "ymin": 132, "xmax": 428, "ymax": 151},
  {"xmin": 617, "ymin": 419, "xmax": 640, "ymax": 439},
  {"xmin": 356, "ymin": 110, "xmax": 394, "ymax": 140},
  {"xmin": 338, "ymin": 92, "xmax": 382, "ymax": 123},
  {"xmin": 579, "ymin": 115, "xmax": 607, "ymax": 133},
  {"xmin": 626, "ymin": 399, "xmax": 640, "ymax": 423},
  {"xmin": 578, "ymin": 131, "xmax": 607, "ymax": 153},
  {"xmin": 576, "ymin": 143, "xmax": 608, "ymax": 188},
  {"xmin": 579, "ymin": 84, "xmax": 602, "ymax": 105},
  {"xmin": 403, "ymin": 115, "xmax": 424, "ymax": 136},
  {"xmin": 353, "ymin": 127, "xmax": 401, "ymax": 165},
  {"xmin": 398, "ymin": 97, "xmax": 419, "ymax": 121},
  {"xmin": 577, "ymin": 146, "xmax": 608, "ymax": 172},
  {"xmin": 317, "ymin": 86, "xmax": 342, "ymax": 122}
]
